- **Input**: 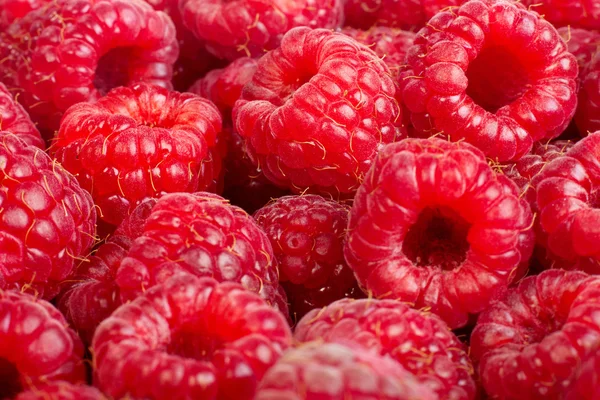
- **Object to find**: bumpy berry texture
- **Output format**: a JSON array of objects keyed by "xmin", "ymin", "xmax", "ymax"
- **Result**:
[
  {"xmin": 0, "ymin": 132, "xmax": 96, "ymax": 299},
  {"xmin": 234, "ymin": 27, "xmax": 405, "ymax": 196},
  {"xmin": 116, "ymin": 192, "xmax": 289, "ymax": 314},
  {"xmin": 344, "ymin": 138, "xmax": 534, "ymax": 328},
  {"xmin": 52, "ymin": 83, "xmax": 222, "ymax": 228},
  {"xmin": 564, "ymin": 349, "xmax": 600, "ymax": 400},
  {"xmin": 0, "ymin": 83, "xmax": 43, "ymax": 149},
  {"xmin": 254, "ymin": 195, "xmax": 362, "ymax": 319},
  {"xmin": 255, "ymin": 342, "xmax": 436, "ymax": 400},
  {"xmin": 180, "ymin": 0, "xmax": 344, "ymax": 61},
  {"xmin": 400, "ymin": 0, "xmax": 578, "ymax": 162},
  {"xmin": 0, "ymin": 0, "xmax": 49, "ymax": 27},
  {"xmin": 558, "ymin": 27, "xmax": 600, "ymax": 73},
  {"xmin": 0, "ymin": 0, "xmax": 178, "ymax": 134},
  {"xmin": 93, "ymin": 274, "xmax": 292, "ymax": 400},
  {"xmin": 470, "ymin": 270, "xmax": 600, "ymax": 399},
  {"xmin": 522, "ymin": 0, "xmax": 600, "ymax": 30},
  {"xmin": 15, "ymin": 383, "xmax": 105, "ymax": 400},
  {"xmin": 575, "ymin": 53, "xmax": 600, "ymax": 135},
  {"xmin": 0, "ymin": 290, "xmax": 86, "ymax": 399},
  {"xmin": 295, "ymin": 298, "xmax": 476, "ymax": 400}
]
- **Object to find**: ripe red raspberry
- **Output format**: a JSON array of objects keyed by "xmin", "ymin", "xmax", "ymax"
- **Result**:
[
  {"xmin": 0, "ymin": 0, "xmax": 48, "ymax": 27},
  {"xmin": 400, "ymin": 0, "xmax": 578, "ymax": 162},
  {"xmin": 470, "ymin": 269, "xmax": 600, "ymax": 399},
  {"xmin": 255, "ymin": 342, "xmax": 436, "ymax": 400},
  {"xmin": 116, "ymin": 192, "xmax": 288, "ymax": 315},
  {"xmin": 575, "ymin": 53, "xmax": 600, "ymax": 135},
  {"xmin": 234, "ymin": 27, "xmax": 405, "ymax": 196},
  {"xmin": 558, "ymin": 27, "xmax": 600, "ymax": 73},
  {"xmin": 522, "ymin": 0, "xmax": 600, "ymax": 30},
  {"xmin": 295, "ymin": 298, "xmax": 476, "ymax": 400},
  {"xmin": 180, "ymin": 0, "xmax": 344, "ymax": 61},
  {"xmin": 0, "ymin": 82, "xmax": 43, "ymax": 149},
  {"xmin": 344, "ymin": 138, "xmax": 535, "ymax": 328},
  {"xmin": 564, "ymin": 349, "xmax": 600, "ymax": 400},
  {"xmin": 254, "ymin": 195, "xmax": 362, "ymax": 320},
  {"xmin": 343, "ymin": 0, "xmax": 425, "ymax": 30},
  {"xmin": 0, "ymin": 132, "xmax": 96, "ymax": 299},
  {"xmin": 0, "ymin": 0, "xmax": 178, "ymax": 134},
  {"xmin": 52, "ymin": 83, "xmax": 222, "ymax": 228},
  {"xmin": 15, "ymin": 383, "xmax": 105, "ymax": 400},
  {"xmin": 0, "ymin": 290, "xmax": 86, "ymax": 399},
  {"xmin": 93, "ymin": 274, "xmax": 292, "ymax": 400}
]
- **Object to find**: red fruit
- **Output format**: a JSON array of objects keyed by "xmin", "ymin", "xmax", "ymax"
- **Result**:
[
  {"xmin": 255, "ymin": 342, "xmax": 436, "ymax": 400},
  {"xmin": 93, "ymin": 274, "xmax": 292, "ymax": 400},
  {"xmin": 521, "ymin": 0, "xmax": 600, "ymax": 30},
  {"xmin": 344, "ymin": 138, "xmax": 534, "ymax": 328},
  {"xmin": 470, "ymin": 270, "xmax": 600, "ymax": 399},
  {"xmin": 52, "ymin": 83, "xmax": 222, "ymax": 228},
  {"xmin": 234, "ymin": 27, "xmax": 405, "ymax": 196},
  {"xmin": 558, "ymin": 27, "xmax": 600, "ymax": 73},
  {"xmin": 295, "ymin": 298, "xmax": 476, "ymax": 400},
  {"xmin": 0, "ymin": 132, "xmax": 96, "ymax": 299},
  {"xmin": 575, "ymin": 53, "xmax": 600, "ymax": 135},
  {"xmin": 180, "ymin": 0, "xmax": 344, "ymax": 61},
  {"xmin": 564, "ymin": 349, "xmax": 600, "ymax": 400},
  {"xmin": 343, "ymin": 0, "xmax": 426, "ymax": 30},
  {"xmin": 400, "ymin": 0, "xmax": 578, "ymax": 162},
  {"xmin": 0, "ymin": 290, "xmax": 86, "ymax": 399},
  {"xmin": 15, "ymin": 383, "xmax": 105, "ymax": 400},
  {"xmin": 0, "ymin": 0, "xmax": 48, "ymax": 27},
  {"xmin": 0, "ymin": 82, "xmax": 44, "ymax": 149},
  {"xmin": 0, "ymin": 0, "xmax": 178, "ymax": 134}
]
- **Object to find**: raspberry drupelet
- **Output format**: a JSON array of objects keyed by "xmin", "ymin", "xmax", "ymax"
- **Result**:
[
  {"xmin": 234, "ymin": 27, "xmax": 405, "ymax": 197},
  {"xmin": 575, "ymin": 53, "xmax": 600, "ymax": 135},
  {"xmin": 0, "ymin": 0, "xmax": 178, "ymax": 135},
  {"xmin": 0, "ymin": 0, "xmax": 49, "ymax": 28},
  {"xmin": 0, "ymin": 290, "xmax": 86, "ymax": 399},
  {"xmin": 343, "ymin": 0, "xmax": 438, "ymax": 31},
  {"xmin": 0, "ymin": 82, "xmax": 44, "ymax": 149},
  {"xmin": 470, "ymin": 269, "xmax": 600, "ymax": 399},
  {"xmin": 255, "ymin": 342, "xmax": 436, "ymax": 400},
  {"xmin": 344, "ymin": 138, "xmax": 535, "ymax": 329},
  {"xmin": 294, "ymin": 298, "xmax": 477, "ymax": 400},
  {"xmin": 564, "ymin": 348, "xmax": 600, "ymax": 400},
  {"xmin": 400, "ymin": 0, "xmax": 578, "ymax": 162},
  {"xmin": 0, "ymin": 132, "xmax": 96, "ymax": 300},
  {"xmin": 521, "ymin": 0, "xmax": 600, "ymax": 30},
  {"xmin": 93, "ymin": 274, "xmax": 292, "ymax": 400},
  {"xmin": 52, "ymin": 83, "xmax": 222, "ymax": 228},
  {"xmin": 558, "ymin": 27, "xmax": 600, "ymax": 74},
  {"xmin": 15, "ymin": 383, "xmax": 105, "ymax": 400}
]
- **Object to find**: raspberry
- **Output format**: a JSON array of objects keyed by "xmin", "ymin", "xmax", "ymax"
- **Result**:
[
  {"xmin": 234, "ymin": 27, "xmax": 405, "ymax": 196},
  {"xmin": 0, "ymin": 132, "xmax": 96, "ymax": 299},
  {"xmin": 470, "ymin": 269, "xmax": 600, "ymax": 399},
  {"xmin": 575, "ymin": 53, "xmax": 600, "ymax": 135},
  {"xmin": 400, "ymin": 0, "xmax": 578, "ymax": 162},
  {"xmin": 180, "ymin": 0, "xmax": 344, "ymax": 61},
  {"xmin": 344, "ymin": 138, "xmax": 534, "ymax": 328},
  {"xmin": 343, "ymin": 0, "xmax": 426, "ymax": 31},
  {"xmin": 255, "ymin": 342, "xmax": 436, "ymax": 400},
  {"xmin": 15, "ymin": 383, "xmax": 105, "ymax": 400},
  {"xmin": 0, "ymin": 0, "xmax": 178, "ymax": 134},
  {"xmin": 116, "ymin": 192, "xmax": 289, "ymax": 315},
  {"xmin": 294, "ymin": 298, "xmax": 476, "ymax": 400},
  {"xmin": 0, "ymin": 82, "xmax": 44, "ymax": 149},
  {"xmin": 52, "ymin": 83, "xmax": 222, "ymax": 228},
  {"xmin": 522, "ymin": 0, "xmax": 600, "ymax": 30},
  {"xmin": 0, "ymin": 290, "xmax": 86, "ymax": 399},
  {"xmin": 0, "ymin": 0, "xmax": 48, "ymax": 27},
  {"xmin": 564, "ymin": 349, "xmax": 600, "ymax": 400},
  {"xmin": 93, "ymin": 274, "xmax": 292, "ymax": 400},
  {"xmin": 558, "ymin": 27, "xmax": 600, "ymax": 73}
]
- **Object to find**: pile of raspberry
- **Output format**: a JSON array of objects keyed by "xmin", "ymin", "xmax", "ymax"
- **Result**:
[{"xmin": 1, "ymin": 0, "xmax": 600, "ymax": 398}]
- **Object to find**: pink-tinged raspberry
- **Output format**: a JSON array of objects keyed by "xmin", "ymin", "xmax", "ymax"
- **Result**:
[
  {"xmin": 0, "ymin": 0, "xmax": 178, "ymax": 135},
  {"xmin": 234, "ymin": 27, "xmax": 405, "ymax": 196},
  {"xmin": 558, "ymin": 27, "xmax": 600, "ymax": 73},
  {"xmin": 470, "ymin": 270, "xmax": 600, "ymax": 399},
  {"xmin": 575, "ymin": 53, "xmax": 600, "ymax": 135},
  {"xmin": 180, "ymin": 0, "xmax": 344, "ymax": 61},
  {"xmin": 0, "ymin": 82, "xmax": 44, "ymax": 149},
  {"xmin": 400, "ymin": 0, "xmax": 579, "ymax": 162},
  {"xmin": 0, "ymin": 132, "xmax": 96, "ymax": 300},
  {"xmin": 344, "ymin": 138, "xmax": 535, "ymax": 328},
  {"xmin": 522, "ymin": 0, "xmax": 600, "ymax": 30},
  {"xmin": 93, "ymin": 274, "xmax": 292, "ymax": 400},
  {"xmin": 0, "ymin": 290, "xmax": 86, "ymax": 399},
  {"xmin": 564, "ymin": 349, "xmax": 600, "ymax": 400},
  {"xmin": 295, "ymin": 298, "xmax": 476, "ymax": 399},
  {"xmin": 116, "ymin": 192, "xmax": 288, "ymax": 315},
  {"xmin": 0, "ymin": 0, "xmax": 48, "ymax": 27},
  {"xmin": 343, "ymin": 0, "xmax": 426, "ymax": 30},
  {"xmin": 255, "ymin": 342, "xmax": 436, "ymax": 400},
  {"xmin": 15, "ymin": 383, "xmax": 105, "ymax": 400},
  {"xmin": 52, "ymin": 83, "xmax": 222, "ymax": 228}
]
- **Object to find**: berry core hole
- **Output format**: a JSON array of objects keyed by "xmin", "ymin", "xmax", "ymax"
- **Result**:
[
  {"xmin": 0, "ymin": 357, "xmax": 22, "ymax": 398},
  {"xmin": 402, "ymin": 207, "xmax": 470, "ymax": 271},
  {"xmin": 280, "ymin": 67, "xmax": 317, "ymax": 103},
  {"xmin": 94, "ymin": 47, "xmax": 135, "ymax": 96},
  {"xmin": 167, "ymin": 327, "xmax": 219, "ymax": 361}
]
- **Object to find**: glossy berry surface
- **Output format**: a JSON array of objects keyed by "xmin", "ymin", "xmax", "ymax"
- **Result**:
[
  {"xmin": 564, "ymin": 348, "xmax": 600, "ymax": 400},
  {"xmin": 575, "ymin": 53, "xmax": 600, "ymax": 135},
  {"xmin": 521, "ymin": 0, "xmax": 600, "ymax": 30},
  {"xmin": 0, "ymin": 83, "xmax": 43, "ymax": 149},
  {"xmin": 0, "ymin": 0, "xmax": 49, "ymax": 27},
  {"xmin": 15, "ymin": 383, "xmax": 105, "ymax": 400}
]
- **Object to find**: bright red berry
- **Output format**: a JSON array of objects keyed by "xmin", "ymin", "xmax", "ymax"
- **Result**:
[
  {"xmin": 343, "ymin": 0, "xmax": 428, "ymax": 31},
  {"xmin": 400, "ymin": 0, "xmax": 578, "ymax": 161},
  {"xmin": 558, "ymin": 27, "xmax": 600, "ymax": 73},
  {"xmin": 15, "ymin": 383, "xmax": 105, "ymax": 400},
  {"xmin": 521, "ymin": 0, "xmax": 600, "ymax": 30},
  {"xmin": 93, "ymin": 274, "xmax": 292, "ymax": 400},
  {"xmin": 0, "ymin": 82, "xmax": 43, "ymax": 149},
  {"xmin": 564, "ymin": 348, "xmax": 600, "ymax": 400},
  {"xmin": 0, "ymin": 0, "xmax": 49, "ymax": 27},
  {"xmin": 575, "ymin": 53, "xmax": 600, "ymax": 135},
  {"xmin": 470, "ymin": 269, "xmax": 600, "ymax": 399}
]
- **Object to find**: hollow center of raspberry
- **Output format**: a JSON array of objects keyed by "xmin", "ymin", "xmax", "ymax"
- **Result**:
[
  {"xmin": 466, "ymin": 46, "xmax": 530, "ymax": 113},
  {"xmin": 94, "ymin": 47, "xmax": 134, "ymax": 96},
  {"xmin": 167, "ymin": 328, "xmax": 220, "ymax": 361},
  {"xmin": 0, "ymin": 357, "xmax": 22, "ymax": 398},
  {"xmin": 402, "ymin": 207, "xmax": 470, "ymax": 271},
  {"xmin": 279, "ymin": 69, "xmax": 317, "ymax": 104}
]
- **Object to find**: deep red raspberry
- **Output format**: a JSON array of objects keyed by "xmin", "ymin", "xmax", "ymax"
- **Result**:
[
  {"xmin": 0, "ymin": 0, "xmax": 48, "ymax": 27},
  {"xmin": 0, "ymin": 82, "xmax": 44, "ymax": 149},
  {"xmin": 522, "ymin": 0, "xmax": 600, "ymax": 30},
  {"xmin": 564, "ymin": 348, "xmax": 600, "ymax": 400},
  {"xmin": 400, "ymin": 0, "xmax": 578, "ymax": 162},
  {"xmin": 575, "ymin": 53, "xmax": 600, "ymax": 135},
  {"xmin": 0, "ymin": 132, "xmax": 96, "ymax": 299},
  {"xmin": 343, "ymin": 0, "xmax": 426, "ymax": 30},
  {"xmin": 255, "ymin": 342, "xmax": 436, "ymax": 400},
  {"xmin": 294, "ymin": 298, "xmax": 476, "ymax": 400},
  {"xmin": 234, "ymin": 27, "xmax": 405, "ymax": 196},
  {"xmin": 180, "ymin": 0, "xmax": 344, "ymax": 61},
  {"xmin": 52, "ymin": 83, "xmax": 222, "ymax": 228},
  {"xmin": 93, "ymin": 274, "xmax": 292, "ymax": 400},
  {"xmin": 0, "ymin": 290, "xmax": 86, "ymax": 399},
  {"xmin": 558, "ymin": 27, "xmax": 600, "ymax": 73},
  {"xmin": 15, "ymin": 383, "xmax": 105, "ymax": 400},
  {"xmin": 344, "ymin": 138, "xmax": 534, "ymax": 328},
  {"xmin": 470, "ymin": 269, "xmax": 600, "ymax": 399},
  {"xmin": 0, "ymin": 0, "xmax": 178, "ymax": 135}
]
